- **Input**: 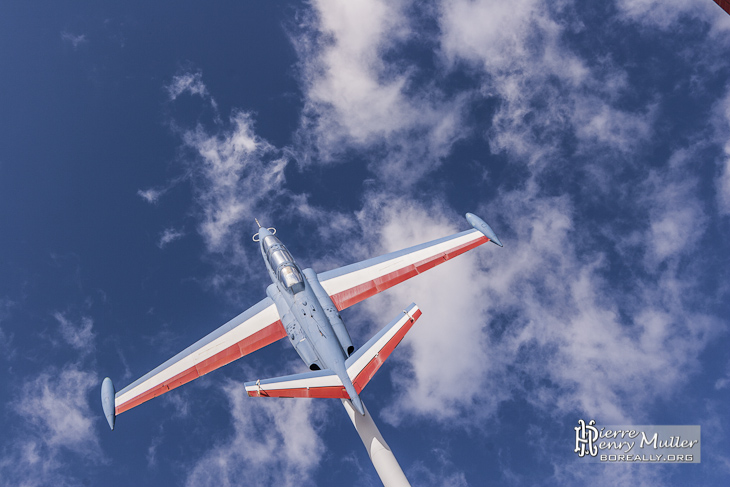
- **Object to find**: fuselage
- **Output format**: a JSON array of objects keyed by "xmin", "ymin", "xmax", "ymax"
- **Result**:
[{"xmin": 256, "ymin": 226, "xmax": 365, "ymax": 414}]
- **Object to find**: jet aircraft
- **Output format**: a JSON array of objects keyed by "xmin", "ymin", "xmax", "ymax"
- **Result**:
[{"xmin": 101, "ymin": 212, "xmax": 502, "ymax": 486}]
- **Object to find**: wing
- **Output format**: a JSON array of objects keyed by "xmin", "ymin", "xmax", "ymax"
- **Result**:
[
  {"xmin": 318, "ymin": 213, "xmax": 501, "ymax": 311},
  {"xmin": 114, "ymin": 297, "xmax": 285, "ymax": 415}
]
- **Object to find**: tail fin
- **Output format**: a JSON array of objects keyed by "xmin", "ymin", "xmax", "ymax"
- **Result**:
[{"xmin": 244, "ymin": 303, "xmax": 421, "ymax": 398}]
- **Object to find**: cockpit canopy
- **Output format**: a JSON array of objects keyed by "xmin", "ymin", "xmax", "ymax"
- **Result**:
[{"xmin": 262, "ymin": 235, "xmax": 305, "ymax": 294}]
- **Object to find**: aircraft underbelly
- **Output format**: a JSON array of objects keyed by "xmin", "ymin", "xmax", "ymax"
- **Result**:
[
  {"xmin": 261, "ymin": 255, "xmax": 360, "ymax": 409},
  {"xmin": 266, "ymin": 281, "xmax": 347, "ymax": 371},
  {"xmin": 298, "ymin": 305, "xmax": 342, "ymax": 371},
  {"xmin": 303, "ymin": 268, "xmax": 355, "ymax": 356}
]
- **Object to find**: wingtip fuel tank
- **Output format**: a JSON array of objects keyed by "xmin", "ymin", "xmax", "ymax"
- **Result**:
[
  {"xmin": 101, "ymin": 377, "xmax": 116, "ymax": 431},
  {"xmin": 465, "ymin": 212, "xmax": 503, "ymax": 247}
]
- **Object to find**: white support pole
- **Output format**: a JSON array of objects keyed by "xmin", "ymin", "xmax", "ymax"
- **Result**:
[{"xmin": 341, "ymin": 399, "xmax": 412, "ymax": 487}]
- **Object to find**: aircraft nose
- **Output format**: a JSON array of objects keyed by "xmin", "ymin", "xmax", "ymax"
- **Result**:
[{"xmin": 252, "ymin": 225, "xmax": 273, "ymax": 243}]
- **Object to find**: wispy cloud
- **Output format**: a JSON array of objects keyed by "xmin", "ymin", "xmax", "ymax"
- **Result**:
[
  {"xmin": 440, "ymin": 0, "xmax": 660, "ymax": 167},
  {"xmin": 159, "ymin": 71, "xmax": 292, "ymax": 272},
  {"xmin": 137, "ymin": 187, "xmax": 166, "ymax": 204},
  {"xmin": 353, "ymin": 180, "xmax": 720, "ymax": 430},
  {"xmin": 60, "ymin": 31, "xmax": 87, "ymax": 49},
  {"xmin": 1, "ymin": 365, "xmax": 101, "ymax": 486},
  {"xmin": 184, "ymin": 111, "xmax": 287, "ymax": 259},
  {"xmin": 157, "ymin": 227, "xmax": 185, "ymax": 248},
  {"xmin": 146, "ymin": 427, "xmax": 164, "ymax": 468},
  {"xmin": 13, "ymin": 367, "xmax": 100, "ymax": 454},
  {"xmin": 53, "ymin": 312, "xmax": 95, "ymax": 354},
  {"xmin": 167, "ymin": 71, "xmax": 211, "ymax": 101},
  {"xmin": 184, "ymin": 381, "xmax": 325, "ymax": 487},
  {"xmin": 640, "ymin": 150, "xmax": 708, "ymax": 267},
  {"xmin": 715, "ymin": 359, "xmax": 730, "ymax": 390},
  {"xmin": 138, "ymin": 171, "xmax": 191, "ymax": 206},
  {"xmin": 293, "ymin": 0, "xmax": 471, "ymax": 183}
]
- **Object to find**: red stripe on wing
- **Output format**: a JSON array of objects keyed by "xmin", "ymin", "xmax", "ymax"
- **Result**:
[
  {"xmin": 374, "ymin": 265, "xmax": 419, "ymax": 292},
  {"xmin": 331, "ymin": 281, "xmax": 378, "ymax": 311},
  {"xmin": 197, "ymin": 342, "xmax": 243, "ymax": 376},
  {"xmin": 247, "ymin": 386, "xmax": 349, "ymax": 399},
  {"xmin": 331, "ymin": 236, "xmax": 487, "ymax": 311},
  {"xmin": 238, "ymin": 320, "xmax": 287, "ymax": 356},
  {"xmin": 446, "ymin": 236, "xmax": 488, "ymax": 259},
  {"xmin": 116, "ymin": 320, "xmax": 286, "ymax": 414}
]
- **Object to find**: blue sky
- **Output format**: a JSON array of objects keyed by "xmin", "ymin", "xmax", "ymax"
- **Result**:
[{"xmin": 1, "ymin": 1, "xmax": 729, "ymax": 486}]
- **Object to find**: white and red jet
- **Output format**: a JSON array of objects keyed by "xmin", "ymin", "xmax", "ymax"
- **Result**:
[{"xmin": 101, "ymin": 212, "xmax": 501, "ymax": 484}]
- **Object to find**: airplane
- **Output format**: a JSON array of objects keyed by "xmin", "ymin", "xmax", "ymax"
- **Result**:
[{"xmin": 101, "ymin": 212, "xmax": 502, "ymax": 485}]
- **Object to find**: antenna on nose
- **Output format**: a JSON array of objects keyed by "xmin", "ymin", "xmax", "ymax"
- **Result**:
[
  {"xmin": 252, "ymin": 218, "xmax": 276, "ymax": 242},
  {"xmin": 253, "ymin": 218, "xmax": 262, "ymax": 241}
]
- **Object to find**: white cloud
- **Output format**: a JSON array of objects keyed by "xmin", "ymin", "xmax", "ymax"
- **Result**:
[
  {"xmin": 293, "ymin": 0, "xmax": 470, "ymax": 180},
  {"xmin": 439, "ymin": 0, "xmax": 656, "ymax": 165},
  {"xmin": 716, "ymin": 359, "xmax": 730, "ymax": 390},
  {"xmin": 354, "ymin": 201, "xmax": 501, "ymax": 422},
  {"xmin": 138, "ymin": 171, "xmax": 190, "ymax": 206},
  {"xmin": 60, "ymin": 31, "xmax": 87, "ymax": 49},
  {"xmin": 159, "ymin": 389, "xmax": 192, "ymax": 418},
  {"xmin": 344, "ymin": 177, "xmax": 719, "ymax": 430},
  {"xmin": 184, "ymin": 381, "xmax": 325, "ymax": 487},
  {"xmin": 183, "ymin": 111, "xmax": 288, "ymax": 265},
  {"xmin": 167, "ymin": 71, "xmax": 211, "ymax": 101},
  {"xmin": 718, "ymin": 155, "xmax": 730, "ymax": 215},
  {"xmin": 1, "ymin": 366, "xmax": 101, "ymax": 486},
  {"xmin": 13, "ymin": 367, "xmax": 100, "ymax": 454},
  {"xmin": 572, "ymin": 98, "xmax": 655, "ymax": 154},
  {"xmin": 137, "ymin": 187, "xmax": 165, "ymax": 204},
  {"xmin": 297, "ymin": 0, "xmax": 411, "ymax": 144},
  {"xmin": 53, "ymin": 312, "xmax": 95, "ymax": 353},
  {"xmin": 439, "ymin": 0, "xmax": 556, "ymax": 73},
  {"xmin": 146, "ymin": 429, "xmax": 164, "ymax": 468},
  {"xmin": 157, "ymin": 227, "xmax": 185, "ymax": 248},
  {"xmin": 639, "ymin": 150, "xmax": 708, "ymax": 267}
]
